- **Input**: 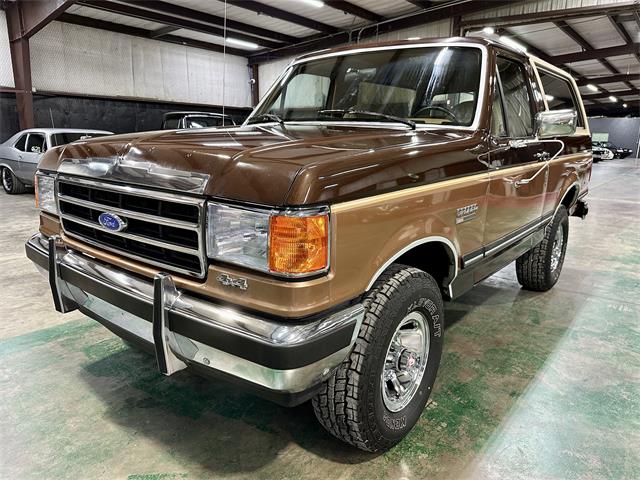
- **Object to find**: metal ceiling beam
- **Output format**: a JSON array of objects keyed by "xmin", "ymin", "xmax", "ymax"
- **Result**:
[
  {"xmin": 582, "ymin": 88, "xmax": 639, "ymax": 101},
  {"xmin": 576, "ymin": 74, "xmax": 639, "ymax": 87},
  {"xmin": 225, "ymin": 0, "xmax": 340, "ymax": 34},
  {"xmin": 553, "ymin": 20, "xmax": 635, "ymax": 90},
  {"xmin": 149, "ymin": 25, "xmax": 179, "ymax": 39},
  {"xmin": 404, "ymin": 1, "xmax": 435, "ymax": 9},
  {"xmin": 551, "ymin": 44, "xmax": 639, "ymax": 64},
  {"xmin": 58, "ymin": 13, "xmax": 248, "ymax": 57},
  {"xmin": 249, "ymin": 0, "xmax": 511, "ymax": 63},
  {"xmin": 77, "ymin": 0, "xmax": 284, "ymax": 49},
  {"xmin": 324, "ymin": 1, "xmax": 383, "ymax": 23},
  {"xmin": 114, "ymin": 0, "xmax": 298, "ymax": 44},
  {"xmin": 460, "ymin": 1, "xmax": 638, "ymax": 29},
  {"xmin": 5, "ymin": 0, "xmax": 75, "ymax": 40},
  {"xmin": 608, "ymin": 14, "xmax": 640, "ymax": 64}
]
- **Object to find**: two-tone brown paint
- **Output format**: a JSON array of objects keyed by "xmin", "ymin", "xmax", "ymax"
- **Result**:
[{"xmin": 36, "ymin": 37, "xmax": 592, "ymax": 319}]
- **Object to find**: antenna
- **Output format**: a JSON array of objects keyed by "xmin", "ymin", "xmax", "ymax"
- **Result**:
[
  {"xmin": 49, "ymin": 108, "xmax": 55, "ymax": 128},
  {"xmin": 222, "ymin": 0, "xmax": 227, "ymax": 126}
]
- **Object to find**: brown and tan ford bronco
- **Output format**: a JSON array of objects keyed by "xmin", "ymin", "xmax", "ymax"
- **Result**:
[{"xmin": 26, "ymin": 37, "xmax": 591, "ymax": 452}]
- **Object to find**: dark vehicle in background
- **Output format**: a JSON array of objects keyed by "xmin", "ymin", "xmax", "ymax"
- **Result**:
[
  {"xmin": 593, "ymin": 141, "xmax": 632, "ymax": 159},
  {"xmin": 592, "ymin": 144, "xmax": 614, "ymax": 162},
  {"xmin": 0, "ymin": 128, "xmax": 112, "ymax": 194},
  {"xmin": 161, "ymin": 112, "xmax": 235, "ymax": 129}
]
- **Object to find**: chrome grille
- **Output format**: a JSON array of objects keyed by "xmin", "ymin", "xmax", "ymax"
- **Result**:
[{"xmin": 56, "ymin": 175, "xmax": 207, "ymax": 278}]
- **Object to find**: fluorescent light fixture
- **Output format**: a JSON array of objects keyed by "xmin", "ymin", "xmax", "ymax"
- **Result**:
[
  {"xmin": 407, "ymin": 37, "xmax": 420, "ymax": 40},
  {"xmin": 482, "ymin": 27, "xmax": 495, "ymax": 35},
  {"xmin": 300, "ymin": 0, "xmax": 324, "ymax": 7},
  {"xmin": 499, "ymin": 35, "xmax": 527, "ymax": 53},
  {"xmin": 623, "ymin": 103, "xmax": 628, "ymax": 108},
  {"xmin": 586, "ymin": 84, "xmax": 598, "ymax": 92},
  {"xmin": 609, "ymin": 96, "xmax": 618, "ymax": 102},
  {"xmin": 545, "ymin": 94, "xmax": 554, "ymax": 101},
  {"xmin": 226, "ymin": 37, "xmax": 259, "ymax": 49}
]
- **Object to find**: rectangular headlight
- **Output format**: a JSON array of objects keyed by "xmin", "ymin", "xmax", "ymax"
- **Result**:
[
  {"xmin": 35, "ymin": 173, "xmax": 57, "ymax": 215},
  {"xmin": 207, "ymin": 204, "xmax": 270, "ymax": 271},
  {"xmin": 207, "ymin": 203, "xmax": 330, "ymax": 277}
]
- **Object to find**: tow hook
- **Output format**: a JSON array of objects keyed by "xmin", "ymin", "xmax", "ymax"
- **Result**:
[{"xmin": 573, "ymin": 200, "xmax": 589, "ymax": 219}]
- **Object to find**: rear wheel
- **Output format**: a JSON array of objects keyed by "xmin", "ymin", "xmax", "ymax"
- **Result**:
[
  {"xmin": 312, "ymin": 265, "xmax": 444, "ymax": 452},
  {"xmin": 1, "ymin": 167, "xmax": 27, "ymax": 194},
  {"xmin": 516, "ymin": 206, "xmax": 569, "ymax": 291}
]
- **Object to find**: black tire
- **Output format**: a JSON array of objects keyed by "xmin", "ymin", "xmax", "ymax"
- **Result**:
[
  {"xmin": 312, "ymin": 264, "xmax": 444, "ymax": 452},
  {"xmin": 516, "ymin": 205, "xmax": 569, "ymax": 291},
  {"xmin": 1, "ymin": 167, "xmax": 27, "ymax": 194}
]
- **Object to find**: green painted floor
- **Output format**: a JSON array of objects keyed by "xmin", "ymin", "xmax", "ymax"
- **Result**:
[{"xmin": 1, "ymin": 159, "xmax": 638, "ymax": 479}]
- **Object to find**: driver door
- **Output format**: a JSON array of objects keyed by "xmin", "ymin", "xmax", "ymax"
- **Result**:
[{"xmin": 483, "ymin": 55, "xmax": 548, "ymax": 250}]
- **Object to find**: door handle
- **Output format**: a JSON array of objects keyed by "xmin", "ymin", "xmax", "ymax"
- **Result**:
[
  {"xmin": 514, "ymin": 164, "xmax": 548, "ymax": 188},
  {"xmin": 534, "ymin": 151, "xmax": 550, "ymax": 161}
]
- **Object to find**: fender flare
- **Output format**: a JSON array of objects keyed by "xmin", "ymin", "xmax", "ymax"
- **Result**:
[{"xmin": 365, "ymin": 236, "xmax": 459, "ymax": 296}]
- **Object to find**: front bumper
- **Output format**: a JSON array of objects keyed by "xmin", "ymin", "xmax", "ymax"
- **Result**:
[{"xmin": 25, "ymin": 233, "xmax": 364, "ymax": 406}]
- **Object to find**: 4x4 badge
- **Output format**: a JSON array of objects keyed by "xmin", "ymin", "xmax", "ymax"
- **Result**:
[{"xmin": 217, "ymin": 273, "xmax": 248, "ymax": 291}]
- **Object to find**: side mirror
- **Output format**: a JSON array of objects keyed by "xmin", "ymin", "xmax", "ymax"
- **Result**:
[
  {"xmin": 30, "ymin": 145, "xmax": 42, "ymax": 154},
  {"xmin": 535, "ymin": 109, "xmax": 577, "ymax": 138}
]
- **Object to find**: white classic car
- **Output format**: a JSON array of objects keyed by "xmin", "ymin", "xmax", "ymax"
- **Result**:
[{"xmin": 0, "ymin": 128, "xmax": 112, "ymax": 194}]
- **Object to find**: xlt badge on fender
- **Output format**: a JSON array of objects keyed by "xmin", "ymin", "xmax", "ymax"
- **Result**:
[{"xmin": 456, "ymin": 203, "xmax": 479, "ymax": 224}]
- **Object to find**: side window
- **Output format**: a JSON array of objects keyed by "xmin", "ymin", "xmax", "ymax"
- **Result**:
[
  {"xmin": 14, "ymin": 134, "xmax": 28, "ymax": 151},
  {"xmin": 537, "ymin": 69, "xmax": 583, "ymax": 127},
  {"xmin": 490, "ymin": 76, "xmax": 507, "ymax": 137},
  {"xmin": 26, "ymin": 133, "xmax": 46, "ymax": 153},
  {"xmin": 496, "ymin": 57, "xmax": 534, "ymax": 137}
]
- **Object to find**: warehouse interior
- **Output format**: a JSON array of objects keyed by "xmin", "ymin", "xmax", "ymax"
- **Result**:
[{"xmin": 1, "ymin": 0, "xmax": 639, "ymax": 479}]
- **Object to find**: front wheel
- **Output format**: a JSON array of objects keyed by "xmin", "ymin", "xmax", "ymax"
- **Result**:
[
  {"xmin": 312, "ymin": 265, "xmax": 444, "ymax": 452},
  {"xmin": 516, "ymin": 205, "xmax": 569, "ymax": 291}
]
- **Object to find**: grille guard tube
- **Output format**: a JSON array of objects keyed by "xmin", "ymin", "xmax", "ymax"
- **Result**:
[{"xmin": 26, "ymin": 233, "xmax": 365, "ymax": 401}]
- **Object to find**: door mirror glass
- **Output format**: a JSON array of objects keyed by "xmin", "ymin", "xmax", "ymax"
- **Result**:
[{"xmin": 535, "ymin": 109, "xmax": 577, "ymax": 138}]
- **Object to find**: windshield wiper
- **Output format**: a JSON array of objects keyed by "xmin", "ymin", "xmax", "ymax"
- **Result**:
[
  {"xmin": 247, "ymin": 113, "xmax": 285, "ymax": 125},
  {"xmin": 318, "ymin": 108, "xmax": 416, "ymax": 130}
]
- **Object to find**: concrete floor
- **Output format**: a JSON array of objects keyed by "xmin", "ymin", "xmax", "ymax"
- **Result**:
[{"xmin": 0, "ymin": 159, "xmax": 638, "ymax": 480}]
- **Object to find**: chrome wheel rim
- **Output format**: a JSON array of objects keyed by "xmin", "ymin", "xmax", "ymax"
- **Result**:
[
  {"xmin": 551, "ymin": 223, "xmax": 564, "ymax": 272},
  {"xmin": 2, "ymin": 169, "xmax": 12, "ymax": 192},
  {"xmin": 381, "ymin": 311, "xmax": 430, "ymax": 412}
]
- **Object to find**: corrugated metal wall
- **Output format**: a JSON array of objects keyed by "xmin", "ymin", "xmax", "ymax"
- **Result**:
[
  {"xmin": 30, "ymin": 21, "xmax": 251, "ymax": 107},
  {"xmin": 0, "ymin": 11, "xmax": 14, "ymax": 88}
]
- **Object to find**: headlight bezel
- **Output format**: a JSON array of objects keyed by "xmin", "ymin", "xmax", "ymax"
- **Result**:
[
  {"xmin": 35, "ymin": 171, "xmax": 58, "ymax": 215},
  {"xmin": 206, "ymin": 201, "xmax": 331, "ymax": 278}
]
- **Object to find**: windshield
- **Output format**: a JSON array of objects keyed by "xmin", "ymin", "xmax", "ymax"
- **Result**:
[
  {"xmin": 249, "ymin": 46, "xmax": 482, "ymax": 127},
  {"xmin": 51, "ymin": 132, "xmax": 108, "ymax": 146},
  {"xmin": 184, "ymin": 116, "xmax": 231, "ymax": 128}
]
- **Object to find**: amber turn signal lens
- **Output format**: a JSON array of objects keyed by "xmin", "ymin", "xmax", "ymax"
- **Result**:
[
  {"xmin": 34, "ymin": 175, "xmax": 40, "ymax": 209},
  {"xmin": 269, "ymin": 214, "xmax": 329, "ymax": 275}
]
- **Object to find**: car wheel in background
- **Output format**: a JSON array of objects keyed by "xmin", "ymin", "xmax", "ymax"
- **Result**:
[{"xmin": 1, "ymin": 167, "xmax": 27, "ymax": 194}]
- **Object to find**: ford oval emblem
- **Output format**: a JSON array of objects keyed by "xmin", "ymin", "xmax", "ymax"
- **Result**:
[{"xmin": 98, "ymin": 212, "xmax": 127, "ymax": 232}]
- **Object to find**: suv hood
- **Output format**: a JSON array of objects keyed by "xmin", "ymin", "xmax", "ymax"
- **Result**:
[{"xmin": 40, "ymin": 124, "xmax": 482, "ymax": 206}]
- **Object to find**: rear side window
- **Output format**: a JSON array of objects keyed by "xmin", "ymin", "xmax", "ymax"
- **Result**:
[
  {"xmin": 26, "ymin": 133, "xmax": 46, "ymax": 153},
  {"xmin": 497, "ymin": 57, "xmax": 534, "ymax": 137},
  {"xmin": 14, "ymin": 134, "xmax": 28, "ymax": 151},
  {"xmin": 538, "ymin": 69, "xmax": 583, "ymax": 127}
]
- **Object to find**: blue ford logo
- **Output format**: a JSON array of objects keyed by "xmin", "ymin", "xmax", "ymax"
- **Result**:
[{"xmin": 98, "ymin": 212, "xmax": 127, "ymax": 232}]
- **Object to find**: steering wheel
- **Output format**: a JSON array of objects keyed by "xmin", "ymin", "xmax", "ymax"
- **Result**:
[{"xmin": 414, "ymin": 106, "xmax": 459, "ymax": 123}]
